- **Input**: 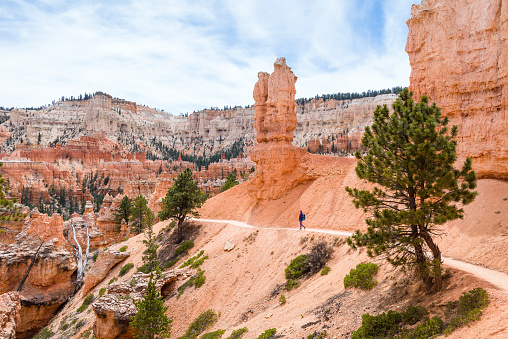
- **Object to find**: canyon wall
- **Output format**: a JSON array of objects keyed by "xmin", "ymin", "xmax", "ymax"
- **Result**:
[
  {"xmin": 407, "ymin": 0, "xmax": 508, "ymax": 178},
  {"xmin": 4, "ymin": 91, "xmax": 396, "ymax": 156}
]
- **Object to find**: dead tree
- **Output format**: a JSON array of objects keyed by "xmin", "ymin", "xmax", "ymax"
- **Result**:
[
  {"xmin": 66, "ymin": 220, "xmax": 90, "ymax": 285},
  {"xmin": 17, "ymin": 242, "xmax": 43, "ymax": 292}
]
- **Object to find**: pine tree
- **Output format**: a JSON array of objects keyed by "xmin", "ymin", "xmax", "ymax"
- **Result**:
[
  {"xmin": 345, "ymin": 89, "xmax": 477, "ymax": 292},
  {"xmin": 114, "ymin": 196, "xmax": 132, "ymax": 225},
  {"xmin": 158, "ymin": 169, "xmax": 207, "ymax": 242},
  {"xmin": 129, "ymin": 195, "xmax": 153, "ymax": 234},
  {"xmin": 221, "ymin": 173, "xmax": 239, "ymax": 192},
  {"xmin": 139, "ymin": 216, "xmax": 159, "ymax": 274},
  {"xmin": 130, "ymin": 273, "xmax": 172, "ymax": 339}
]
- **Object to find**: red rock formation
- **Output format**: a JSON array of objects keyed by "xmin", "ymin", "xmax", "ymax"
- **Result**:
[
  {"xmin": 0, "ymin": 292, "xmax": 20, "ymax": 339},
  {"xmin": 406, "ymin": 0, "xmax": 508, "ymax": 179},
  {"xmin": 82, "ymin": 249, "xmax": 130, "ymax": 297},
  {"xmin": 92, "ymin": 271, "xmax": 191, "ymax": 339},
  {"xmin": 249, "ymin": 58, "xmax": 327, "ymax": 200},
  {"xmin": 0, "ymin": 234, "xmax": 77, "ymax": 338}
]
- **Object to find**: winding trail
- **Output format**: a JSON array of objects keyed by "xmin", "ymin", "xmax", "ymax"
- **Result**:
[{"xmin": 195, "ymin": 218, "xmax": 508, "ymax": 293}]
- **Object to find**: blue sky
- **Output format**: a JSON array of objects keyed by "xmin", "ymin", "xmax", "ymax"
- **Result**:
[{"xmin": 0, "ymin": 0, "xmax": 418, "ymax": 114}]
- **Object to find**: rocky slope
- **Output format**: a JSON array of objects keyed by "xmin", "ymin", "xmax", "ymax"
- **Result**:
[{"xmin": 407, "ymin": 0, "xmax": 508, "ymax": 179}]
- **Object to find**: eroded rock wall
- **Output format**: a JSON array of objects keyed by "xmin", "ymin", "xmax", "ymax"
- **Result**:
[{"xmin": 407, "ymin": 0, "xmax": 508, "ymax": 178}]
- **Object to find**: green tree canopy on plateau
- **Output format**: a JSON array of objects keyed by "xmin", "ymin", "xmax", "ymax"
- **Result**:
[
  {"xmin": 0, "ymin": 162, "xmax": 23, "ymax": 231},
  {"xmin": 345, "ymin": 88, "xmax": 477, "ymax": 292},
  {"xmin": 158, "ymin": 168, "xmax": 207, "ymax": 242}
]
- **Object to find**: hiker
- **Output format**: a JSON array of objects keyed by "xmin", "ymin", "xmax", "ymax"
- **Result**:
[{"xmin": 299, "ymin": 210, "xmax": 306, "ymax": 230}]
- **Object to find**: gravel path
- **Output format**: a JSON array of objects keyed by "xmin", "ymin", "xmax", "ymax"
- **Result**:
[{"xmin": 195, "ymin": 218, "xmax": 508, "ymax": 293}]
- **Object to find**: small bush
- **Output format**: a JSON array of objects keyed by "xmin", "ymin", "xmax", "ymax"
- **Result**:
[
  {"xmin": 306, "ymin": 241, "xmax": 333, "ymax": 275},
  {"xmin": 351, "ymin": 310, "xmax": 402, "ymax": 339},
  {"xmin": 257, "ymin": 328, "xmax": 276, "ymax": 339},
  {"xmin": 201, "ymin": 329, "xmax": 225, "ymax": 339},
  {"xmin": 226, "ymin": 327, "xmax": 248, "ymax": 339},
  {"xmin": 119, "ymin": 263, "xmax": 134, "ymax": 276},
  {"xmin": 119, "ymin": 245, "xmax": 128, "ymax": 252},
  {"xmin": 284, "ymin": 279, "xmax": 300, "ymax": 291},
  {"xmin": 92, "ymin": 253, "xmax": 98, "ymax": 262},
  {"xmin": 59, "ymin": 322, "xmax": 69, "ymax": 331},
  {"xmin": 320, "ymin": 266, "xmax": 331, "ymax": 275},
  {"xmin": 285, "ymin": 254, "xmax": 308, "ymax": 280},
  {"xmin": 137, "ymin": 263, "xmax": 150, "ymax": 274},
  {"xmin": 412, "ymin": 316, "xmax": 444, "ymax": 339},
  {"xmin": 175, "ymin": 240, "xmax": 194, "ymax": 257},
  {"xmin": 444, "ymin": 287, "xmax": 490, "ymax": 334},
  {"xmin": 344, "ymin": 262, "xmax": 379, "ymax": 290},
  {"xmin": 179, "ymin": 250, "xmax": 205, "ymax": 268},
  {"xmin": 177, "ymin": 309, "xmax": 218, "ymax": 339},
  {"xmin": 165, "ymin": 258, "xmax": 178, "ymax": 269},
  {"xmin": 77, "ymin": 294, "xmax": 94, "ymax": 313},
  {"xmin": 177, "ymin": 269, "xmax": 206, "ymax": 298},
  {"xmin": 108, "ymin": 277, "xmax": 117, "ymax": 285},
  {"xmin": 279, "ymin": 294, "xmax": 286, "ymax": 305},
  {"xmin": 402, "ymin": 305, "xmax": 428, "ymax": 325},
  {"xmin": 99, "ymin": 287, "xmax": 106, "ymax": 297}
]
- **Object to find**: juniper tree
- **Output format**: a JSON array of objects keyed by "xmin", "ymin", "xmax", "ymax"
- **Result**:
[
  {"xmin": 345, "ymin": 88, "xmax": 477, "ymax": 292},
  {"xmin": 158, "ymin": 168, "xmax": 207, "ymax": 242}
]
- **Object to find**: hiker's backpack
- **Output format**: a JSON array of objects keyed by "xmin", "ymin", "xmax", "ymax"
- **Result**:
[{"xmin": 302, "ymin": 213, "xmax": 306, "ymax": 221}]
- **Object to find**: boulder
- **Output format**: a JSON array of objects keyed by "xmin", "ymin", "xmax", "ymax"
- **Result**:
[{"xmin": 82, "ymin": 249, "xmax": 131, "ymax": 297}]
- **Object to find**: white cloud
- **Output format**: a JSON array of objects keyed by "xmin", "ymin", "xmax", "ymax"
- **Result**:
[{"xmin": 0, "ymin": 0, "xmax": 418, "ymax": 114}]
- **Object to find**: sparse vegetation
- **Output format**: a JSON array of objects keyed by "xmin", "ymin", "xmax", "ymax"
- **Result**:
[
  {"xmin": 108, "ymin": 277, "xmax": 117, "ymax": 285},
  {"xmin": 201, "ymin": 329, "xmax": 225, "ymax": 339},
  {"xmin": 320, "ymin": 266, "xmax": 331, "ymax": 275},
  {"xmin": 179, "ymin": 250, "xmax": 205, "ymax": 268},
  {"xmin": 177, "ymin": 309, "xmax": 218, "ymax": 339},
  {"xmin": 77, "ymin": 294, "xmax": 94, "ymax": 313},
  {"xmin": 444, "ymin": 287, "xmax": 490, "ymax": 334},
  {"xmin": 284, "ymin": 241, "xmax": 333, "ymax": 289},
  {"xmin": 79, "ymin": 328, "xmax": 93, "ymax": 338},
  {"xmin": 256, "ymin": 328, "xmax": 276, "ymax": 339},
  {"xmin": 174, "ymin": 240, "xmax": 194, "ymax": 257},
  {"xmin": 119, "ymin": 245, "xmax": 128, "ymax": 252},
  {"xmin": 177, "ymin": 268, "xmax": 206, "ymax": 298},
  {"xmin": 279, "ymin": 294, "xmax": 286, "ymax": 305},
  {"xmin": 119, "ymin": 263, "xmax": 134, "ymax": 276},
  {"xmin": 99, "ymin": 287, "xmax": 106, "ymax": 297},
  {"xmin": 226, "ymin": 328, "xmax": 248, "ymax": 339},
  {"xmin": 351, "ymin": 288, "xmax": 489, "ymax": 339},
  {"xmin": 344, "ymin": 262, "xmax": 379, "ymax": 290},
  {"xmin": 33, "ymin": 328, "xmax": 54, "ymax": 339},
  {"xmin": 307, "ymin": 331, "xmax": 327, "ymax": 339}
]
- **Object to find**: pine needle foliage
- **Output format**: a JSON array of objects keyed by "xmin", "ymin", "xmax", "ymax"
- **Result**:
[
  {"xmin": 129, "ymin": 195, "xmax": 154, "ymax": 234},
  {"xmin": 345, "ymin": 88, "xmax": 477, "ymax": 292},
  {"xmin": 131, "ymin": 273, "xmax": 172, "ymax": 339},
  {"xmin": 158, "ymin": 169, "xmax": 207, "ymax": 241}
]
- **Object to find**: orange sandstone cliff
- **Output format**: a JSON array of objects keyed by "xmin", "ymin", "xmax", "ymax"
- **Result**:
[{"xmin": 406, "ymin": 0, "xmax": 508, "ymax": 179}]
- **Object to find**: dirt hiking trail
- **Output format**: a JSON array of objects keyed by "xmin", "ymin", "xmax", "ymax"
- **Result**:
[{"xmin": 195, "ymin": 218, "xmax": 508, "ymax": 294}]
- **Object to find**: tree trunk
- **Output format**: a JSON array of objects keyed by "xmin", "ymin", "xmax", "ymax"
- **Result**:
[
  {"xmin": 421, "ymin": 231, "xmax": 442, "ymax": 292},
  {"xmin": 175, "ymin": 219, "xmax": 184, "ymax": 244}
]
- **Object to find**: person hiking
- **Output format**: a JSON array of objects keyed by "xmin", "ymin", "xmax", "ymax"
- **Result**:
[{"xmin": 299, "ymin": 210, "xmax": 306, "ymax": 230}]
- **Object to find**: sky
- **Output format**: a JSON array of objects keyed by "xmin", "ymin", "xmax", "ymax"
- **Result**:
[{"xmin": 0, "ymin": 0, "xmax": 418, "ymax": 115}]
